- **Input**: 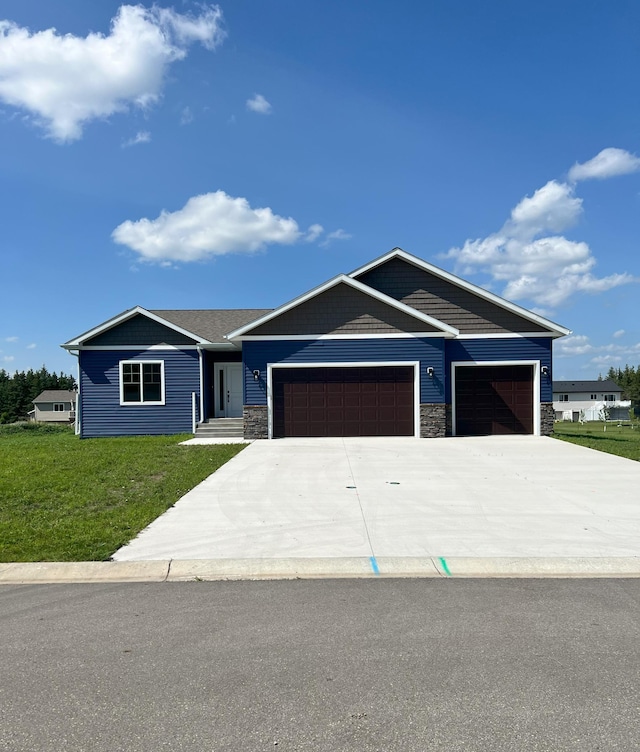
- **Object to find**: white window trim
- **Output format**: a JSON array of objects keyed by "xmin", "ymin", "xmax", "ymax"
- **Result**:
[
  {"xmin": 450, "ymin": 360, "xmax": 541, "ymax": 437},
  {"xmin": 266, "ymin": 361, "xmax": 421, "ymax": 440},
  {"xmin": 53, "ymin": 403, "xmax": 65, "ymax": 412},
  {"xmin": 119, "ymin": 360, "xmax": 165, "ymax": 406}
]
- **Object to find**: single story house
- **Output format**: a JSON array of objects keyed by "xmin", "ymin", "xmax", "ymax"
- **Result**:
[
  {"xmin": 29, "ymin": 389, "xmax": 77, "ymax": 423},
  {"xmin": 62, "ymin": 248, "xmax": 570, "ymax": 439},
  {"xmin": 553, "ymin": 379, "xmax": 630, "ymax": 422}
]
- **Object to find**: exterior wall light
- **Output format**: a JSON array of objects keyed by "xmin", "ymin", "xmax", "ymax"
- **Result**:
[
  {"xmin": 252, "ymin": 369, "xmax": 260, "ymax": 381},
  {"xmin": 541, "ymin": 365, "xmax": 550, "ymax": 376},
  {"xmin": 426, "ymin": 366, "xmax": 435, "ymax": 378}
]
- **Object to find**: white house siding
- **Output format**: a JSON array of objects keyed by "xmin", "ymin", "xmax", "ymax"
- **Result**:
[{"xmin": 553, "ymin": 396, "xmax": 630, "ymax": 421}]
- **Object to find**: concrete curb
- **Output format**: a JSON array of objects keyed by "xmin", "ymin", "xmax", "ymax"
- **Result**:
[
  {"xmin": 2, "ymin": 557, "xmax": 640, "ymax": 583},
  {"xmin": 0, "ymin": 561, "xmax": 169, "ymax": 584}
]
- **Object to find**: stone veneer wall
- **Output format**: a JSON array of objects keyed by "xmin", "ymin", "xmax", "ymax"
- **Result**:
[
  {"xmin": 244, "ymin": 405, "xmax": 268, "ymax": 439},
  {"xmin": 244, "ymin": 402, "xmax": 554, "ymax": 438},
  {"xmin": 540, "ymin": 402, "xmax": 554, "ymax": 436},
  {"xmin": 420, "ymin": 404, "xmax": 446, "ymax": 438}
]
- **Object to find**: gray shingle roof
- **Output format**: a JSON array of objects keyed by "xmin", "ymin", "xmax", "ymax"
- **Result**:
[
  {"xmin": 553, "ymin": 380, "xmax": 621, "ymax": 392},
  {"xmin": 150, "ymin": 309, "xmax": 272, "ymax": 344},
  {"xmin": 33, "ymin": 390, "xmax": 77, "ymax": 403}
]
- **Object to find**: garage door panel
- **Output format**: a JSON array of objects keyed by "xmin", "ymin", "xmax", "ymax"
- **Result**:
[
  {"xmin": 455, "ymin": 365, "xmax": 534, "ymax": 436},
  {"xmin": 273, "ymin": 366, "xmax": 415, "ymax": 438}
]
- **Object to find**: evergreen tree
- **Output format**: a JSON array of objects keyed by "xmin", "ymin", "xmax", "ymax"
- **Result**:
[
  {"xmin": 606, "ymin": 364, "xmax": 640, "ymax": 416},
  {"xmin": 0, "ymin": 367, "xmax": 76, "ymax": 423}
]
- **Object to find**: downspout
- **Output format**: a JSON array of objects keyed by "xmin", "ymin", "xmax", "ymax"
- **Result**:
[{"xmin": 197, "ymin": 346, "xmax": 204, "ymax": 425}]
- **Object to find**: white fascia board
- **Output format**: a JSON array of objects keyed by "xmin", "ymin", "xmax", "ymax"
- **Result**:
[
  {"xmin": 234, "ymin": 332, "xmax": 451, "ymax": 341},
  {"xmin": 349, "ymin": 248, "xmax": 572, "ymax": 338},
  {"xmin": 61, "ymin": 306, "xmax": 212, "ymax": 348},
  {"xmin": 455, "ymin": 332, "xmax": 565, "ymax": 340},
  {"xmin": 76, "ymin": 345, "xmax": 200, "ymax": 351},
  {"xmin": 225, "ymin": 274, "xmax": 458, "ymax": 339},
  {"xmin": 199, "ymin": 342, "xmax": 241, "ymax": 350}
]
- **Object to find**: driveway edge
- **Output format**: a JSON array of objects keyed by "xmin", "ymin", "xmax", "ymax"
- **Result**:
[{"xmin": 1, "ymin": 557, "xmax": 640, "ymax": 583}]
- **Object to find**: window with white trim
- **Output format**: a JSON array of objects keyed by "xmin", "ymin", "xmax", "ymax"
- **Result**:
[
  {"xmin": 120, "ymin": 361, "xmax": 164, "ymax": 405},
  {"xmin": 590, "ymin": 394, "xmax": 597, "ymax": 400},
  {"xmin": 53, "ymin": 403, "xmax": 65, "ymax": 412},
  {"xmin": 557, "ymin": 394, "xmax": 569, "ymax": 402},
  {"xmin": 604, "ymin": 394, "xmax": 615, "ymax": 402}
]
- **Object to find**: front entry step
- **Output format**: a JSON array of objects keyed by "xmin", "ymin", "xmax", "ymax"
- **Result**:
[{"xmin": 195, "ymin": 418, "xmax": 243, "ymax": 438}]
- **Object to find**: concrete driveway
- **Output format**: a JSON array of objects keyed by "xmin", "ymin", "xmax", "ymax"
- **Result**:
[{"xmin": 113, "ymin": 436, "xmax": 640, "ymax": 563}]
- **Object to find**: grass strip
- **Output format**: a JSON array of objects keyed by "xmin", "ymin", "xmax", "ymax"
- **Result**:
[
  {"xmin": 0, "ymin": 423, "xmax": 245, "ymax": 562},
  {"xmin": 553, "ymin": 421, "xmax": 640, "ymax": 462}
]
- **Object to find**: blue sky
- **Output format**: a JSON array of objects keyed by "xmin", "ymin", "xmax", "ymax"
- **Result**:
[{"xmin": 1, "ymin": 0, "xmax": 639, "ymax": 380}]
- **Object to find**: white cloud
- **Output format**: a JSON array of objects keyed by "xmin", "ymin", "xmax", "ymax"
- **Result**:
[
  {"xmin": 26, "ymin": 343, "xmax": 36, "ymax": 349},
  {"xmin": 2, "ymin": 355, "xmax": 15, "ymax": 362},
  {"xmin": 554, "ymin": 335, "xmax": 593, "ymax": 357},
  {"xmin": 568, "ymin": 148, "xmax": 640, "ymax": 182},
  {"xmin": 590, "ymin": 355, "xmax": 623, "ymax": 366},
  {"xmin": 327, "ymin": 229, "xmax": 352, "ymax": 241},
  {"xmin": 246, "ymin": 93, "xmax": 272, "ymax": 114},
  {"xmin": 320, "ymin": 228, "xmax": 352, "ymax": 247},
  {"xmin": 122, "ymin": 130, "xmax": 151, "ymax": 148},
  {"xmin": 446, "ymin": 175, "xmax": 638, "ymax": 310},
  {"xmin": 5, "ymin": 336, "xmax": 17, "ymax": 342},
  {"xmin": 613, "ymin": 329, "xmax": 625, "ymax": 339},
  {"xmin": 180, "ymin": 106, "xmax": 193, "ymax": 125},
  {"xmin": 112, "ymin": 190, "xmax": 303, "ymax": 262},
  {"xmin": 305, "ymin": 224, "xmax": 324, "ymax": 242},
  {"xmin": 0, "ymin": 4, "xmax": 225, "ymax": 141},
  {"xmin": 556, "ymin": 334, "xmax": 640, "ymax": 369}
]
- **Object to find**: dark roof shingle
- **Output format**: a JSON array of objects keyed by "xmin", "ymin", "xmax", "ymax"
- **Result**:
[
  {"xmin": 33, "ymin": 390, "xmax": 77, "ymax": 403},
  {"xmin": 150, "ymin": 309, "xmax": 273, "ymax": 344},
  {"xmin": 553, "ymin": 380, "xmax": 621, "ymax": 392}
]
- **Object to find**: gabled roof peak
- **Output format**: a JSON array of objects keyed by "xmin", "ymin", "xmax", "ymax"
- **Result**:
[
  {"xmin": 225, "ymin": 273, "xmax": 459, "ymax": 339},
  {"xmin": 62, "ymin": 306, "xmax": 210, "ymax": 348},
  {"xmin": 350, "ymin": 248, "xmax": 571, "ymax": 338}
]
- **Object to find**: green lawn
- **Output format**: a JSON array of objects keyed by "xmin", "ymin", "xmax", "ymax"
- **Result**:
[
  {"xmin": 552, "ymin": 420, "xmax": 640, "ymax": 462},
  {"xmin": 0, "ymin": 423, "xmax": 245, "ymax": 562}
]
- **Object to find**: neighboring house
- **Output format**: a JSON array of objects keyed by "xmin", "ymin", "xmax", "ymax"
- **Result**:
[
  {"xmin": 62, "ymin": 248, "xmax": 570, "ymax": 439},
  {"xmin": 553, "ymin": 380, "xmax": 630, "ymax": 422},
  {"xmin": 29, "ymin": 390, "xmax": 77, "ymax": 423}
]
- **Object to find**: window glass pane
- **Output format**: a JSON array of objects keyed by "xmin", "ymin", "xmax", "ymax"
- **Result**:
[
  {"xmin": 142, "ymin": 363, "xmax": 162, "ymax": 402},
  {"xmin": 122, "ymin": 363, "xmax": 141, "ymax": 402},
  {"xmin": 123, "ymin": 383, "xmax": 141, "ymax": 402},
  {"xmin": 123, "ymin": 363, "xmax": 140, "ymax": 384},
  {"xmin": 144, "ymin": 382, "xmax": 162, "ymax": 402},
  {"xmin": 143, "ymin": 363, "xmax": 161, "ymax": 383}
]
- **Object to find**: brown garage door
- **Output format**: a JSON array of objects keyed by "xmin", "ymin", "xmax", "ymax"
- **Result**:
[
  {"xmin": 455, "ymin": 365, "xmax": 534, "ymax": 436},
  {"xmin": 273, "ymin": 366, "xmax": 414, "ymax": 438}
]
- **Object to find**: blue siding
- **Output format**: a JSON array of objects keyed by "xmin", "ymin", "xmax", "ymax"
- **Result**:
[
  {"xmin": 79, "ymin": 349, "xmax": 200, "ymax": 437},
  {"xmin": 445, "ymin": 338, "xmax": 553, "ymax": 401},
  {"xmin": 243, "ymin": 338, "xmax": 446, "ymax": 404}
]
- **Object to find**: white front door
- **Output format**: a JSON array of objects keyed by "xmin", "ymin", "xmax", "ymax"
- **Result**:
[{"xmin": 215, "ymin": 363, "xmax": 243, "ymax": 418}]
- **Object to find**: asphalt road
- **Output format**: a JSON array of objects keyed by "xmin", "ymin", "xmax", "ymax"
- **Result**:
[{"xmin": 1, "ymin": 579, "xmax": 639, "ymax": 751}]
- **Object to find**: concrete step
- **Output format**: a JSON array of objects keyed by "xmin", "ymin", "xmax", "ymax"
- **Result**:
[
  {"xmin": 195, "ymin": 419, "xmax": 243, "ymax": 438},
  {"xmin": 196, "ymin": 429, "xmax": 244, "ymax": 437}
]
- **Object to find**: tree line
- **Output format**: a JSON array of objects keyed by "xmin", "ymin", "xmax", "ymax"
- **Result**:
[
  {"xmin": 0, "ymin": 367, "xmax": 77, "ymax": 424},
  {"xmin": 606, "ymin": 365, "xmax": 640, "ymax": 413}
]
